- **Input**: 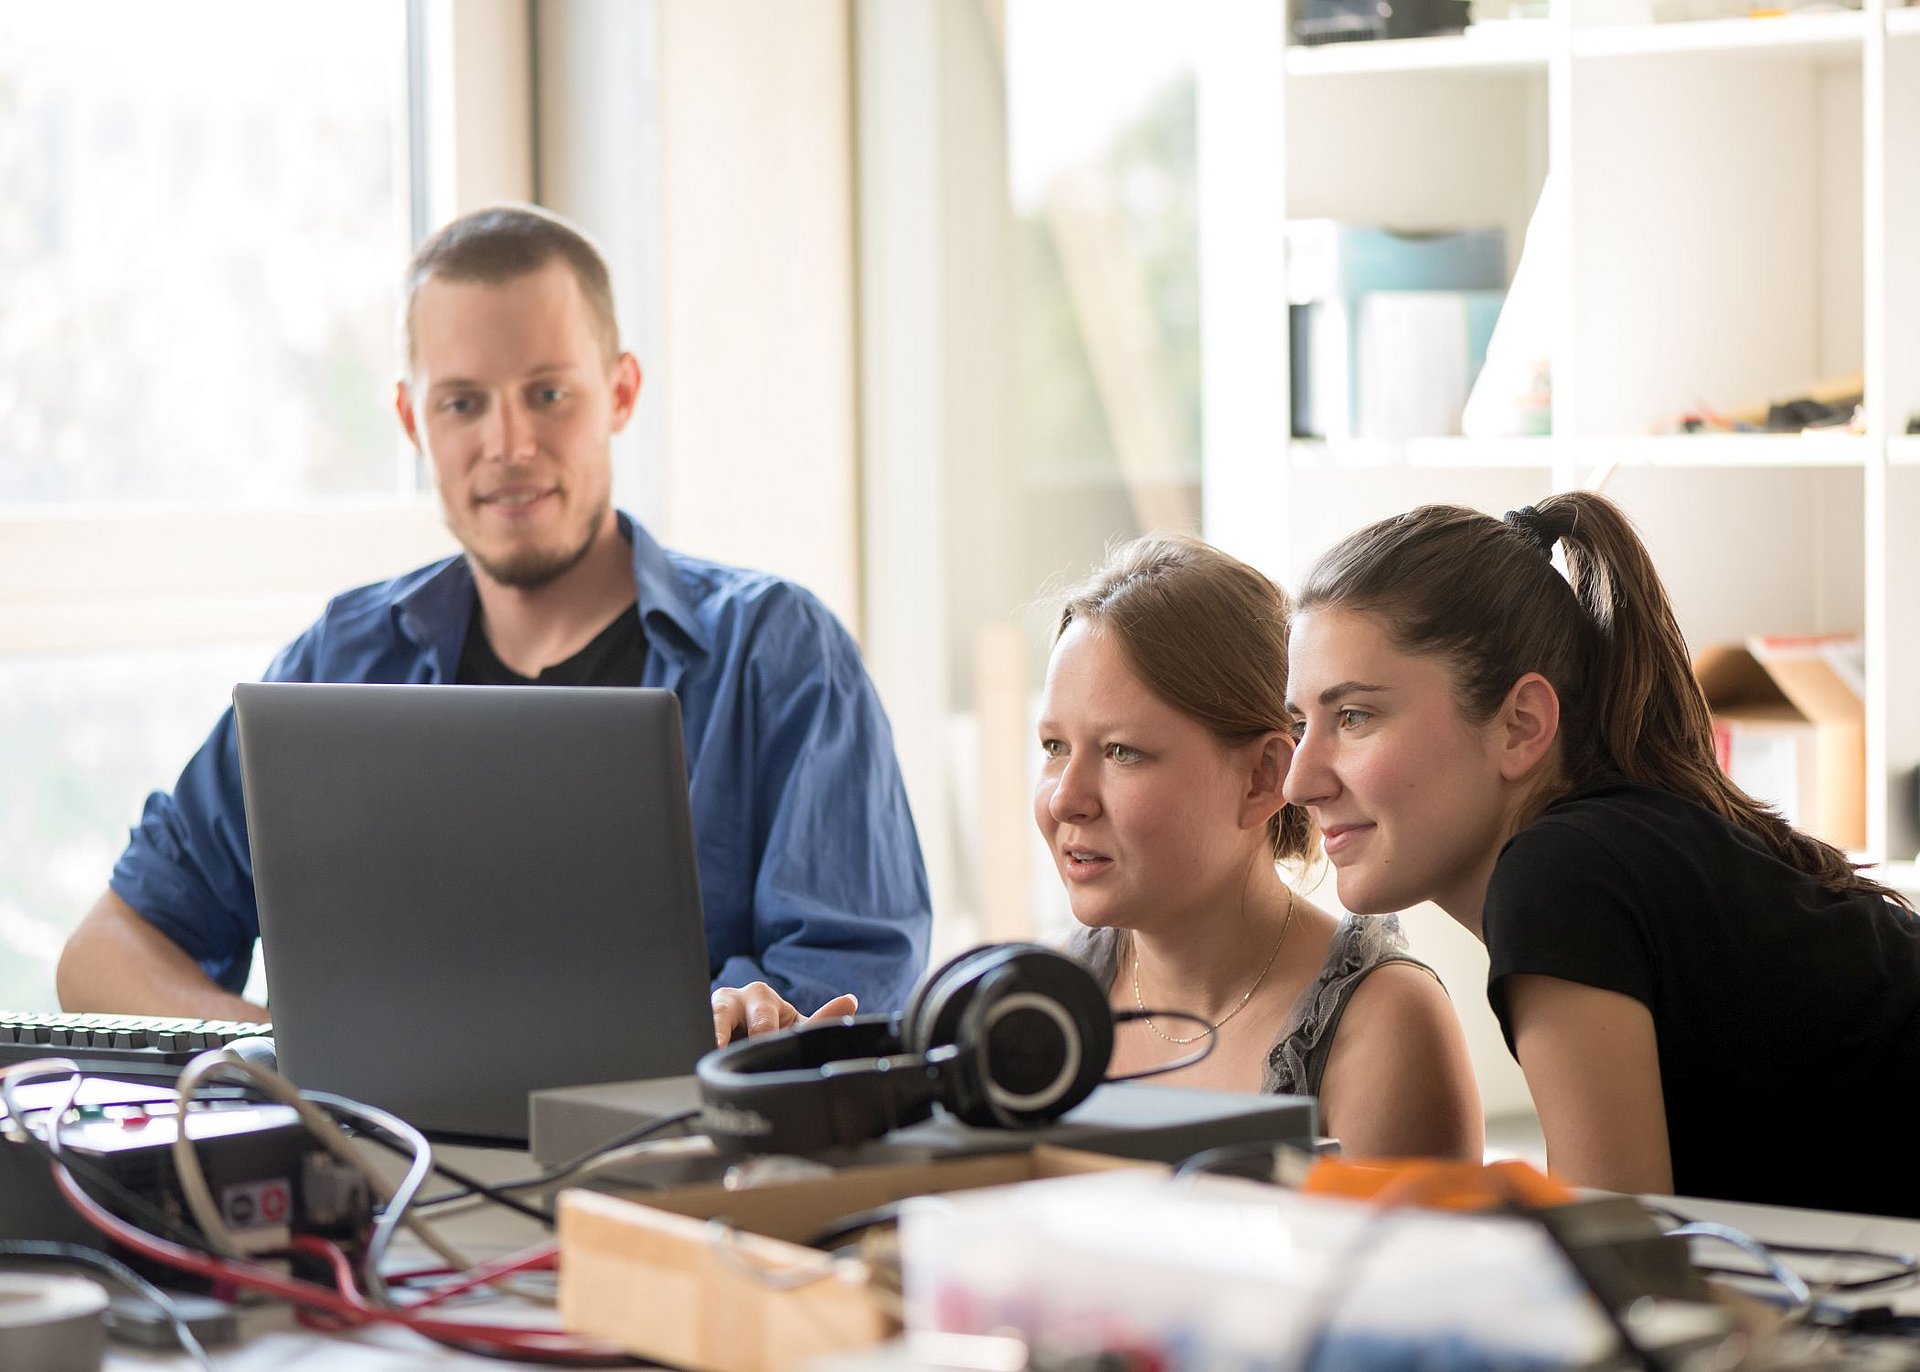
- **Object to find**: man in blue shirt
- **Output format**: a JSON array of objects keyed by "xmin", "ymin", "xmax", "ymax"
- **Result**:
[{"xmin": 56, "ymin": 205, "xmax": 931, "ymax": 1033}]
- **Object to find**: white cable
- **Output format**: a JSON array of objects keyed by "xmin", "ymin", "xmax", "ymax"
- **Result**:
[{"xmin": 169, "ymin": 1050, "xmax": 475, "ymax": 1273}]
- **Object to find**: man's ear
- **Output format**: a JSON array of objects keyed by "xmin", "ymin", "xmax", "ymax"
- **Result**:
[
  {"xmin": 1241, "ymin": 731, "xmax": 1295, "ymax": 832},
  {"xmin": 395, "ymin": 380, "xmax": 422, "ymax": 452},
  {"xmin": 1496, "ymin": 673, "xmax": 1561, "ymax": 781},
  {"xmin": 609, "ymin": 353, "xmax": 642, "ymax": 432}
]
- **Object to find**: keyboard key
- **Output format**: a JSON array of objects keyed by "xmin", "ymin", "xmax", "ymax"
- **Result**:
[{"xmin": 0, "ymin": 1011, "xmax": 270, "ymax": 1085}]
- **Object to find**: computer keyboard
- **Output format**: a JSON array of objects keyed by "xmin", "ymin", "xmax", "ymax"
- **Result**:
[{"xmin": 0, "ymin": 1012, "xmax": 271, "ymax": 1084}]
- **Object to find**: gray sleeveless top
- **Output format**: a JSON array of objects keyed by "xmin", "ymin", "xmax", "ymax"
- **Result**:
[{"xmin": 1066, "ymin": 913, "xmax": 1437, "ymax": 1097}]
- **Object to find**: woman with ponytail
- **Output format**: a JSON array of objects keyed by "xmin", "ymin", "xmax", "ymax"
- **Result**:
[{"xmin": 1283, "ymin": 492, "xmax": 1920, "ymax": 1215}]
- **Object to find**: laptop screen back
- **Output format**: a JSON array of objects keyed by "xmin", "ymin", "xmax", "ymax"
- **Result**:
[{"xmin": 233, "ymin": 682, "xmax": 714, "ymax": 1143}]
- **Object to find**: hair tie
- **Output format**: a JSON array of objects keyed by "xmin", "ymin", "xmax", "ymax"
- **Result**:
[{"xmin": 1503, "ymin": 506, "xmax": 1555, "ymax": 559}]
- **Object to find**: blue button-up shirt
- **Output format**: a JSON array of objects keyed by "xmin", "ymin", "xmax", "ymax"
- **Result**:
[{"xmin": 110, "ymin": 515, "xmax": 931, "ymax": 1014}]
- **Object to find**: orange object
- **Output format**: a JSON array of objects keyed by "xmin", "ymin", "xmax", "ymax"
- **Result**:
[{"xmin": 1301, "ymin": 1157, "xmax": 1578, "ymax": 1212}]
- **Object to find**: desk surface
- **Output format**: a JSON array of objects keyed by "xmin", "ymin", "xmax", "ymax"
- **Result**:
[{"xmin": 99, "ymin": 1163, "xmax": 1920, "ymax": 1370}]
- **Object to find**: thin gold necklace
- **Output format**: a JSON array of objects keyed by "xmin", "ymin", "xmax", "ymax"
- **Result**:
[{"xmin": 1131, "ymin": 889, "xmax": 1296, "ymax": 1045}]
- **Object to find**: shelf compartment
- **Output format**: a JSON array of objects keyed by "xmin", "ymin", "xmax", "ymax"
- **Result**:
[
  {"xmin": 1284, "ymin": 25, "xmax": 1551, "ymax": 76},
  {"xmin": 1566, "ymin": 434, "xmax": 1868, "ymax": 468},
  {"xmin": 1571, "ymin": 11, "xmax": 1865, "ymax": 59},
  {"xmin": 1288, "ymin": 434, "xmax": 1869, "ymax": 469},
  {"xmin": 1289, "ymin": 437, "xmax": 1557, "ymax": 468},
  {"xmin": 1892, "ymin": 437, "xmax": 1920, "ymax": 467}
]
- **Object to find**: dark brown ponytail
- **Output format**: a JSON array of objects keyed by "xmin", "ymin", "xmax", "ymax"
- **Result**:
[{"xmin": 1299, "ymin": 493, "xmax": 1906, "ymax": 907}]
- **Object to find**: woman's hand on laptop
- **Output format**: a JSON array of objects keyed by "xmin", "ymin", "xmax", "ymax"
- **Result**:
[{"xmin": 710, "ymin": 984, "xmax": 858, "ymax": 1047}]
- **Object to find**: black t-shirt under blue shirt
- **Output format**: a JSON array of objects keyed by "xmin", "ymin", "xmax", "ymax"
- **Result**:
[
  {"xmin": 456, "ymin": 599, "xmax": 646, "ymax": 687},
  {"xmin": 1484, "ymin": 779, "xmax": 1920, "ymax": 1218}
]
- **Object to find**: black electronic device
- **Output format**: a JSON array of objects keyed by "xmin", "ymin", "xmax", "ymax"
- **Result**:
[
  {"xmin": 1, "ymin": 1078, "xmax": 371, "ymax": 1268},
  {"xmin": 0, "ymin": 1014, "xmax": 271, "ymax": 1086},
  {"xmin": 698, "ymin": 943, "xmax": 1143, "ymax": 1157},
  {"xmin": 1293, "ymin": 0, "xmax": 1471, "ymax": 44}
]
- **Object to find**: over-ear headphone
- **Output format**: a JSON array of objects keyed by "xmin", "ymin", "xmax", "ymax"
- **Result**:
[{"xmin": 697, "ymin": 942, "xmax": 1118, "ymax": 1157}]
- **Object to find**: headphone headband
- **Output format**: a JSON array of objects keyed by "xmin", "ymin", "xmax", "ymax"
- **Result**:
[
  {"xmin": 696, "ymin": 1015, "xmax": 962, "ymax": 1156},
  {"xmin": 696, "ymin": 944, "xmax": 1115, "ymax": 1157}
]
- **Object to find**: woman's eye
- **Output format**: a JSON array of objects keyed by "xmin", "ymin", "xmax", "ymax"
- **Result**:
[
  {"xmin": 1106, "ymin": 743, "xmax": 1141, "ymax": 764},
  {"xmin": 1040, "ymin": 739, "xmax": 1065, "ymax": 759},
  {"xmin": 1337, "ymin": 709, "xmax": 1371, "ymax": 729},
  {"xmin": 535, "ymin": 386, "xmax": 566, "ymax": 405}
]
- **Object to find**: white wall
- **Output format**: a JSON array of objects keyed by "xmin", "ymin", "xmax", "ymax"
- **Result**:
[{"xmin": 655, "ymin": 0, "xmax": 863, "ymax": 633}]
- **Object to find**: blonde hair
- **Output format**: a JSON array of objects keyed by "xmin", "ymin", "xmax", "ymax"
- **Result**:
[{"xmin": 1056, "ymin": 534, "xmax": 1313, "ymax": 863}]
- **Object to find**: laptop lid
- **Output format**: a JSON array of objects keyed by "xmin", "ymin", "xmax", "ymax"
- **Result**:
[{"xmin": 233, "ymin": 682, "xmax": 714, "ymax": 1144}]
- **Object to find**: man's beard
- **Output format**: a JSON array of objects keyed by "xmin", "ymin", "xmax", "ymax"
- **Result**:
[{"xmin": 463, "ymin": 501, "xmax": 606, "ymax": 590}]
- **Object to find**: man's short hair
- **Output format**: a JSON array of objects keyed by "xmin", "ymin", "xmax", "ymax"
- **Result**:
[{"xmin": 403, "ymin": 204, "xmax": 621, "ymax": 370}]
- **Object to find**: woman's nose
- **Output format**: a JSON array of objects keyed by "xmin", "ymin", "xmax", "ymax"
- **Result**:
[
  {"xmin": 1282, "ymin": 728, "xmax": 1332, "ymax": 807},
  {"xmin": 1047, "ymin": 756, "xmax": 1099, "ymax": 823}
]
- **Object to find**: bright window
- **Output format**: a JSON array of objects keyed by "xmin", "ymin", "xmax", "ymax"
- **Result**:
[
  {"xmin": 0, "ymin": 1, "xmax": 414, "ymax": 505},
  {"xmin": 0, "ymin": 1, "xmax": 434, "ymax": 1010}
]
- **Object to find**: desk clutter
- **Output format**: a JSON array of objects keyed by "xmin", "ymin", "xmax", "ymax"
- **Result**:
[{"xmin": 8, "ymin": 1040, "xmax": 1920, "ymax": 1370}]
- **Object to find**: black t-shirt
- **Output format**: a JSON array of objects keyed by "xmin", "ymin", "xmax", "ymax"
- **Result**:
[
  {"xmin": 1484, "ymin": 780, "xmax": 1920, "ymax": 1217},
  {"xmin": 455, "ymin": 599, "xmax": 647, "ymax": 687}
]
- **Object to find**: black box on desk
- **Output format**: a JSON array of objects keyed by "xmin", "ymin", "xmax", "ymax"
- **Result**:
[{"xmin": 530, "ymin": 1075, "xmax": 1316, "ymax": 1180}]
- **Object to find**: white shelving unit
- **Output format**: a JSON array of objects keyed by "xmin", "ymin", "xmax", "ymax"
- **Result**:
[
  {"xmin": 1205, "ymin": 0, "xmax": 1919, "ymax": 873},
  {"xmin": 1571, "ymin": 10, "xmax": 1867, "ymax": 57},
  {"xmin": 1199, "ymin": 2, "xmax": 1919, "ymax": 1108}
]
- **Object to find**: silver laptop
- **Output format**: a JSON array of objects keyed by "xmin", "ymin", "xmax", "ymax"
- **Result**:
[{"xmin": 233, "ymin": 682, "xmax": 714, "ymax": 1143}]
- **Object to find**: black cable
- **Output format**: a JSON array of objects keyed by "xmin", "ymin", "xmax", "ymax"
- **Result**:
[
  {"xmin": 802, "ymin": 1201, "xmax": 906, "ymax": 1251},
  {"xmin": 421, "ymin": 1333, "xmax": 641, "ymax": 1367},
  {"xmin": 1, "ymin": 1065, "xmax": 219, "ymax": 1254},
  {"xmin": 345, "ymin": 1121, "xmax": 556, "ymax": 1225},
  {"xmin": 1523, "ymin": 1199, "xmax": 1666, "ymax": 1372},
  {"xmin": 1106, "ymin": 1008, "xmax": 1216, "ymax": 1080},
  {"xmin": 0, "ymin": 1240, "xmax": 216, "ymax": 1372},
  {"xmin": 413, "ymin": 1108, "xmax": 704, "ymax": 1211}
]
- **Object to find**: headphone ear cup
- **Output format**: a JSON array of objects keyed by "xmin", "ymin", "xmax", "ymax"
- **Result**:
[
  {"xmin": 914, "ymin": 943, "xmax": 1113, "ymax": 1128},
  {"xmin": 902, "ymin": 945, "xmax": 1013, "ymax": 1058}
]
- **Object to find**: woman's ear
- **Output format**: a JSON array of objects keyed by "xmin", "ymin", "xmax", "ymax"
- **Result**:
[
  {"xmin": 1242, "ymin": 731, "xmax": 1295, "ymax": 830},
  {"xmin": 1497, "ymin": 673, "xmax": 1562, "ymax": 781}
]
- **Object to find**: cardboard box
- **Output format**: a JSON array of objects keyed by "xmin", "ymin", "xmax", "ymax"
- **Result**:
[
  {"xmin": 557, "ymin": 1146, "xmax": 1157, "ymax": 1372},
  {"xmin": 1694, "ymin": 635, "xmax": 1865, "ymax": 850}
]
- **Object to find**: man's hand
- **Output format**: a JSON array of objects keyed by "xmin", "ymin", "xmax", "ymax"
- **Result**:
[{"xmin": 710, "ymin": 983, "xmax": 858, "ymax": 1048}]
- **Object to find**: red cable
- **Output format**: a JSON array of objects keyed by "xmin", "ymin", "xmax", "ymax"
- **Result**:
[
  {"xmin": 50, "ymin": 1163, "xmax": 623, "ymax": 1362},
  {"xmin": 291, "ymin": 1236, "xmax": 596, "ymax": 1359},
  {"xmin": 399, "ymin": 1240, "xmax": 560, "ymax": 1310}
]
